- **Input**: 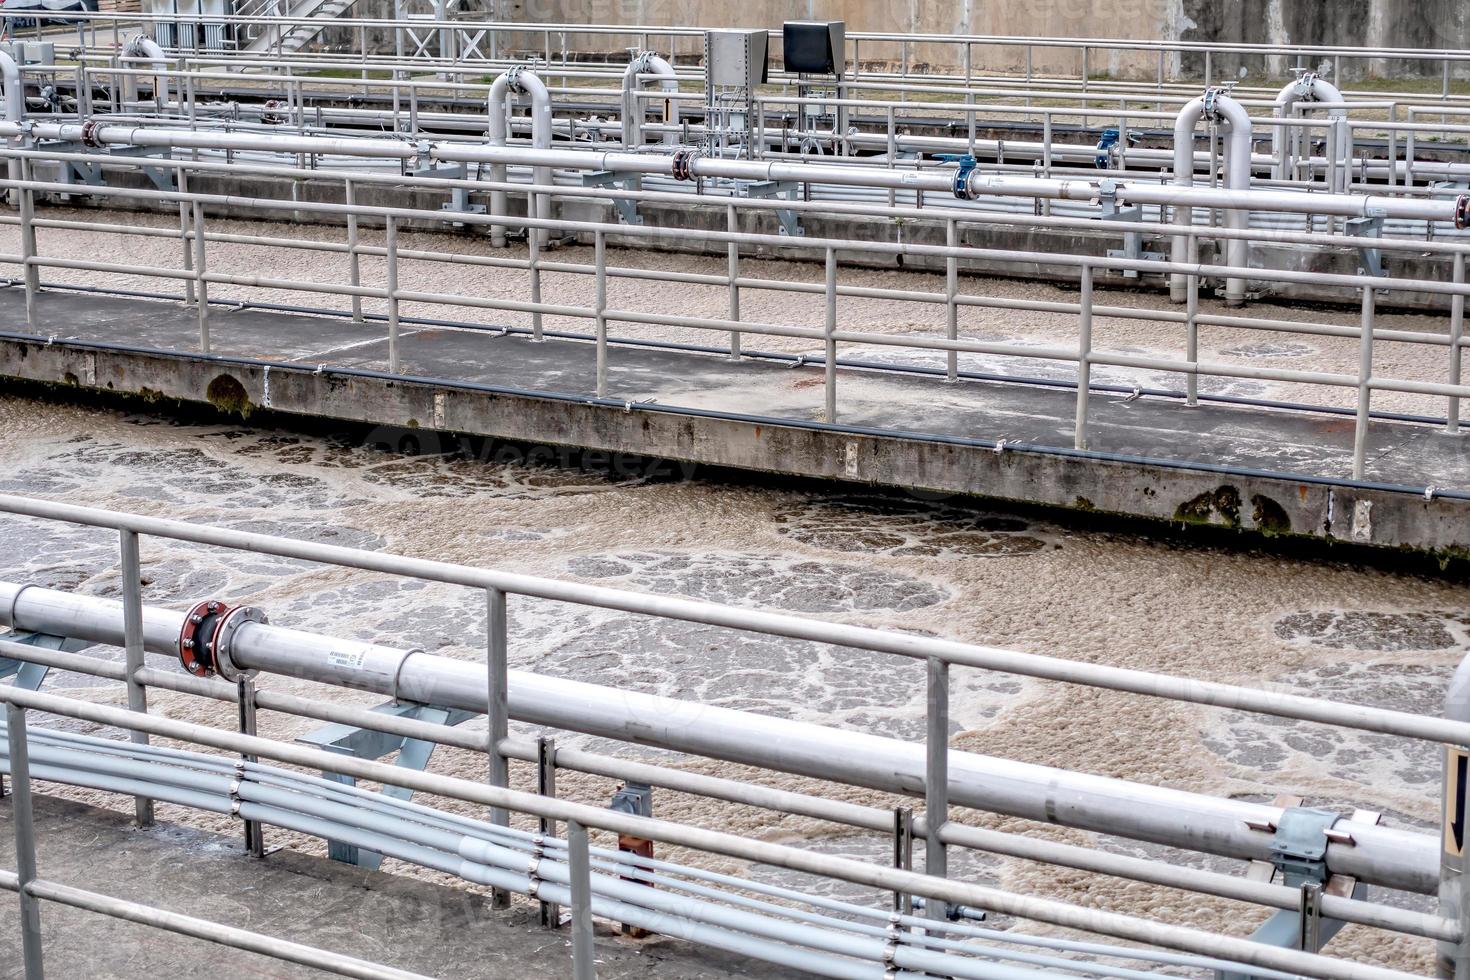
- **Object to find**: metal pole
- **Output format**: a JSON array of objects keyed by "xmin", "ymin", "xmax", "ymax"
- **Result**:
[
  {"xmin": 945, "ymin": 219, "xmax": 958, "ymax": 382},
  {"xmin": 824, "ymin": 247, "xmax": 837, "ymax": 423},
  {"xmin": 237, "ymin": 676, "xmax": 265, "ymax": 858},
  {"xmin": 537, "ymin": 735, "xmax": 560, "ymax": 929},
  {"xmin": 346, "ymin": 179, "xmax": 363, "ymax": 323},
  {"xmin": 529, "ymin": 222, "xmax": 543, "ymax": 340},
  {"xmin": 1449, "ymin": 252, "xmax": 1465, "ymax": 435},
  {"xmin": 892, "ymin": 805, "xmax": 913, "ymax": 917},
  {"xmin": 1186, "ymin": 236, "xmax": 1200, "ymax": 407},
  {"xmin": 18, "ymin": 155, "xmax": 36, "ymax": 327},
  {"xmin": 1352, "ymin": 284, "xmax": 1376, "ymax": 480},
  {"xmin": 192, "ymin": 200, "xmax": 209, "ymax": 352},
  {"xmin": 385, "ymin": 215, "xmax": 399, "ymax": 372},
  {"xmin": 568, "ymin": 818, "xmax": 596, "ymax": 980},
  {"xmin": 925, "ymin": 656, "xmax": 949, "ymax": 923},
  {"xmin": 727, "ymin": 203, "xmax": 741, "ymax": 359},
  {"xmin": 119, "ymin": 529, "xmax": 153, "ymax": 828},
  {"xmin": 594, "ymin": 230, "xmax": 607, "ymax": 397},
  {"xmin": 1074, "ymin": 264, "xmax": 1094, "ymax": 450},
  {"xmin": 6, "ymin": 703, "xmax": 44, "ymax": 980},
  {"xmin": 486, "ymin": 587, "xmax": 510, "ymax": 909}
]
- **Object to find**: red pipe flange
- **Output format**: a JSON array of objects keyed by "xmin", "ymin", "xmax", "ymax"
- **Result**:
[{"xmin": 177, "ymin": 599, "xmax": 227, "ymax": 677}]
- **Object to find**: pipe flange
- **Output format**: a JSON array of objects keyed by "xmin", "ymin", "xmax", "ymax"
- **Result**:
[
  {"xmin": 1456, "ymin": 194, "xmax": 1470, "ymax": 230},
  {"xmin": 213, "ymin": 605, "xmax": 267, "ymax": 683},
  {"xmin": 79, "ymin": 119, "xmax": 104, "ymax": 149},
  {"xmin": 671, "ymin": 148, "xmax": 701, "ymax": 181},
  {"xmin": 177, "ymin": 598, "xmax": 227, "ymax": 677}
]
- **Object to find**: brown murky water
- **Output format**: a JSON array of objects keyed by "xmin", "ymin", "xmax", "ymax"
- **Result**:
[{"xmin": 0, "ymin": 393, "xmax": 1465, "ymax": 970}]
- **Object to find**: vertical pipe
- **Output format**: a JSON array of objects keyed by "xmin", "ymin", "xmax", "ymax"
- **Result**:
[
  {"xmin": 119, "ymin": 529, "xmax": 153, "ymax": 829},
  {"xmin": 891, "ymin": 805, "xmax": 913, "ymax": 916},
  {"xmin": 1449, "ymin": 253, "xmax": 1465, "ymax": 435},
  {"xmin": 345, "ymin": 179, "xmax": 362, "ymax": 323},
  {"xmin": 7, "ymin": 704, "xmax": 44, "ymax": 980},
  {"xmin": 945, "ymin": 219, "xmax": 958, "ymax": 383},
  {"xmin": 1074, "ymin": 265, "xmax": 1094, "ymax": 450},
  {"xmin": 1352, "ymin": 284, "xmax": 1376, "ymax": 481},
  {"xmin": 537, "ymin": 735, "xmax": 560, "ymax": 930},
  {"xmin": 924, "ymin": 656, "xmax": 949, "ymax": 922},
  {"xmin": 1437, "ymin": 653, "xmax": 1470, "ymax": 979},
  {"xmin": 726, "ymin": 204, "xmax": 741, "ymax": 359},
  {"xmin": 824, "ymin": 248, "xmax": 837, "ymax": 423},
  {"xmin": 1186, "ymin": 235, "xmax": 1200, "ymax": 407},
  {"xmin": 568, "ymin": 819, "xmax": 595, "ymax": 980},
  {"xmin": 529, "ymin": 222, "xmax": 543, "ymax": 340},
  {"xmin": 192, "ymin": 200, "xmax": 209, "ymax": 352},
  {"xmin": 18, "ymin": 155, "xmax": 36, "ymax": 327},
  {"xmin": 594, "ymin": 230, "xmax": 607, "ymax": 398},
  {"xmin": 486, "ymin": 586, "xmax": 510, "ymax": 909},
  {"xmin": 385, "ymin": 216, "xmax": 399, "ymax": 373}
]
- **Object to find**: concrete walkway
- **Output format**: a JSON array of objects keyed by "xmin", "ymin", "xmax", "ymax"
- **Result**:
[
  {"xmin": 2, "ymin": 286, "xmax": 1468, "ymax": 556},
  {"xmin": 0, "ymin": 794, "xmax": 780, "ymax": 979}
]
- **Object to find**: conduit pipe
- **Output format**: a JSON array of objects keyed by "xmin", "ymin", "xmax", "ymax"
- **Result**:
[
  {"xmin": 1, "ymin": 119, "xmax": 1465, "ymax": 230},
  {"xmin": 487, "ymin": 67, "xmax": 552, "ymax": 248},
  {"xmin": 1272, "ymin": 74, "xmax": 1349, "ymax": 186},
  {"xmin": 0, "ymin": 50, "xmax": 20, "ymax": 210},
  {"xmin": 620, "ymin": 52, "xmax": 679, "ymax": 150},
  {"xmin": 120, "ymin": 35, "xmax": 169, "ymax": 112},
  {"xmin": 0, "ymin": 581, "xmax": 1440, "ymax": 895},
  {"xmin": 1171, "ymin": 92, "xmax": 1254, "ymax": 306}
]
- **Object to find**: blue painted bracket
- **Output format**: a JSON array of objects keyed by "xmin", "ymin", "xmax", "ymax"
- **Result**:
[
  {"xmin": 0, "ymin": 631, "xmax": 96, "ymax": 691},
  {"xmin": 297, "ymin": 700, "xmax": 476, "ymax": 869}
]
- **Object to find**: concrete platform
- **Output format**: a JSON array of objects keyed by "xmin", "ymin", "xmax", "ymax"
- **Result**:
[
  {"xmin": 0, "ymin": 794, "xmax": 779, "ymax": 979},
  {"xmin": 2, "ymin": 286, "xmax": 1468, "ymax": 559}
]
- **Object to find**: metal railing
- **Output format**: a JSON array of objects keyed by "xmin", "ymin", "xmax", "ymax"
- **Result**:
[
  {"xmin": 0, "ymin": 132, "xmax": 1466, "ymax": 484},
  {"xmin": 0, "ymin": 492, "xmax": 1464, "ymax": 977}
]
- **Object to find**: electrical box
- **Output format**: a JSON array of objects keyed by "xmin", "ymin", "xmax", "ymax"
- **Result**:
[
  {"xmin": 704, "ymin": 29, "xmax": 769, "ymax": 89},
  {"xmin": 782, "ymin": 20, "xmax": 845, "ymax": 75}
]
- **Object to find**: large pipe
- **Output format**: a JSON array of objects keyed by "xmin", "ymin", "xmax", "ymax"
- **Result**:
[
  {"xmin": 1440, "ymin": 660, "xmax": 1470, "ymax": 976},
  {"xmin": 0, "ymin": 581, "xmax": 1440, "ymax": 894},
  {"xmin": 121, "ymin": 35, "xmax": 169, "ymax": 112},
  {"xmin": 0, "ymin": 118, "xmax": 1462, "ymax": 230},
  {"xmin": 487, "ymin": 67, "xmax": 552, "ymax": 248},
  {"xmin": 1272, "ymin": 74, "xmax": 1348, "ymax": 186},
  {"xmin": 620, "ymin": 52, "xmax": 679, "ymax": 150},
  {"xmin": 0, "ymin": 50, "xmax": 20, "ymax": 210},
  {"xmin": 1171, "ymin": 92, "xmax": 1254, "ymax": 306}
]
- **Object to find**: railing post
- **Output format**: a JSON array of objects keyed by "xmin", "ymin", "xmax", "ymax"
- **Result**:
[
  {"xmin": 594, "ymin": 229, "xmax": 607, "ymax": 397},
  {"xmin": 945, "ymin": 219, "xmax": 958, "ymax": 383},
  {"xmin": 192, "ymin": 199, "xmax": 209, "ymax": 352},
  {"xmin": 568, "ymin": 818, "xmax": 596, "ymax": 980},
  {"xmin": 1186, "ymin": 235, "xmax": 1200, "ymax": 407},
  {"xmin": 486, "ymin": 586, "xmax": 510, "ymax": 910},
  {"xmin": 537, "ymin": 735, "xmax": 560, "ymax": 929},
  {"xmin": 824, "ymin": 247, "xmax": 838, "ymax": 423},
  {"xmin": 529, "ymin": 219, "xmax": 543, "ymax": 340},
  {"xmin": 726, "ymin": 203, "xmax": 741, "ymax": 359},
  {"xmin": 119, "ymin": 529, "xmax": 154, "ymax": 828},
  {"xmin": 18, "ymin": 155, "xmax": 37, "ymax": 328},
  {"xmin": 1074, "ymin": 264, "xmax": 1094, "ymax": 450},
  {"xmin": 1449, "ymin": 252, "xmax": 1464, "ymax": 435},
  {"xmin": 385, "ymin": 215, "xmax": 400, "ymax": 372},
  {"xmin": 345, "ymin": 179, "xmax": 363, "ymax": 323},
  {"xmin": 1352, "ymin": 283, "xmax": 1376, "ymax": 480},
  {"xmin": 237, "ymin": 676, "xmax": 265, "ymax": 859},
  {"xmin": 6, "ymin": 703, "xmax": 45, "ymax": 980},
  {"xmin": 924, "ymin": 656, "xmax": 948, "ymax": 923}
]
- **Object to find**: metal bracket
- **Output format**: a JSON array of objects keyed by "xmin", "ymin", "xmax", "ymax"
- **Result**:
[
  {"xmin": 739, "ymin": 179, "xmax": 803, "ymax": 237},
  {"xmin": 1345, "ymin": 208, "xmax": 1387, "ymax": 277},
  {"xmin": 1097, "ymin": 178, "xmax": 1164, "ymax": 276},
  {"xmin": 107, "ymin": 144, "xmax": 177, "ymax": 193},
  {"xmin": 582, "ymin": 169, "xmax": 643, "ymax": 225},
  {"xmin": 298, "ymin": 700, "xmax": 476, "ymax": 869},
  {"xmin": 0, "ymin": 631, "xmax": 94, "ymax": 690},
  {"xmin": 1268, "ymin": 805, "xmax": 1340, "ymax": 887},
  {"xmin": 413, "ymin": 162, "xmax": 487, "ymax": 228}
]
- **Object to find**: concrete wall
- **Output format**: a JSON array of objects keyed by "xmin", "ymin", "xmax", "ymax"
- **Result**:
[{"xmin": 399, "ymin": 0, "xmax": 1470, "ymax": 79}]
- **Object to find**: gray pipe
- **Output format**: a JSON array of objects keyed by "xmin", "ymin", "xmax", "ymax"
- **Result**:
[
  {"xmin": 487, "ymin": 68, "xmax": 552, "ymax": 248},
  {"xmin": 0, "ymin": 581, "xmax": 1440, "ymax": 894},
  {"xmin": 121, "ymin": 35, "xmax": 169, "ymax": 112},
  {"xmin": 1271, "ymin": 75, "xmax": 1348, "ymax": 185},
  {"xmin": 620, "ymin": 53, "xmax": 679, "ymax": 150},
  {"xmin": 1171, "ymin": 92, "xmax": 1254, "ymax": 306},
  {"xmin": 1440, "ymin": 660, "xmax": 1470, "ymax": 977}
]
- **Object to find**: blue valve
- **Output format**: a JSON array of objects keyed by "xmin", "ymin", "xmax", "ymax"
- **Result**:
[{"xmin": 938, "ymin": 153, "xmax": 979, "ymax": 200}]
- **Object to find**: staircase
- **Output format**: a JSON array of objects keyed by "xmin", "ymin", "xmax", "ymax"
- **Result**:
[{"xmin": 238, "ymin": 0, "xmax": 358, "ymax": 56}]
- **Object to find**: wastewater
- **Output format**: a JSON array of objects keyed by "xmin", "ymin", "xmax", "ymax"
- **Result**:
[{"xmin": 0, "ymin": 392, "xmax": 1464, "ymax": 970}]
